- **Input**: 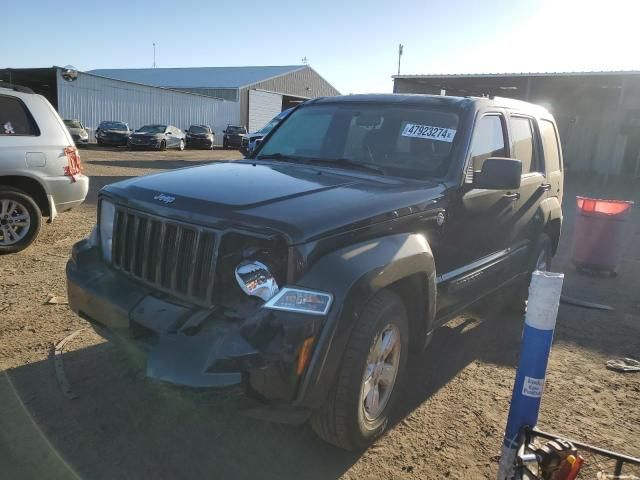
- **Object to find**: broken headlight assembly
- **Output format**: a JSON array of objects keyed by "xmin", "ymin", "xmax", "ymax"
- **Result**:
[
  {"xmin": 235, "ymin": 260, "xmax": 280, "ymax": 302},
  {"xmin": 264, "ymin": 288, "xmax": 333, "ymax": 316},
  {"xmin": 99, "ymin": 199, "xmax": 115, "ymax": 262}
]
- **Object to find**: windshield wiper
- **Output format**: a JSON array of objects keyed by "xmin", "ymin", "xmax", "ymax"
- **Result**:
[
  {"xmin": 257, "ymin": 153, "xmax": 311, "ymax": 164},
  {"xmin": 306, "ymin": 157, "xmax": 386, "ymax": 175}
]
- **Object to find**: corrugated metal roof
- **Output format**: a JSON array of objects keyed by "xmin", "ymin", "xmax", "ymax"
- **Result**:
[
  {"xmin": 393, "ymin": 70, "xmax": 640, "ymax": 79},
  {"xmin": 88, "ymin": 65, "xmax": 307, "ymax": 89}
]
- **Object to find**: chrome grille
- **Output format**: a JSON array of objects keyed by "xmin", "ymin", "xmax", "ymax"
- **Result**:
[{"xmin": 112, "ymin": 207, "xmax": 218, "ymax": 306}]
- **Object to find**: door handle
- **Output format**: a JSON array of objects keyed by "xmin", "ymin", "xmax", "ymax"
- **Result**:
[
  {"xmin": 503, "ymin": 192, "xmax": 520, "ymax": 201},
  {"xmin": 540, "ymin": 183, "xmax": 552, "ymax": 192}
]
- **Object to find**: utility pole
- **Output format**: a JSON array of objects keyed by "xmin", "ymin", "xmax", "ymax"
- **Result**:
[
  {"xmin": 397, "ymin": 44, "xmax": 403, "ymax": 76},
  {"xmin": 153, "ymin": 43, "xmax": 157, "ymax": 68}
]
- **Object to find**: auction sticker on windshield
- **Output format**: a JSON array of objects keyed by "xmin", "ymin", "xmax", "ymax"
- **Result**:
[{"xmin": 401, "ymin": 124, "xmax": 456, "ymax": 142}]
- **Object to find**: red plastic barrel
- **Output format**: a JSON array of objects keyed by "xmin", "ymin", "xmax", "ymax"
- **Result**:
[{"xmin": 572, "ymin": 196, "xmax": 634, "ymax": 275}]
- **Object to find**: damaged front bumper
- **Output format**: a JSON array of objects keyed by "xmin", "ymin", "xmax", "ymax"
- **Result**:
[{"xmin": 66, "ymin": 240, "xmax": 327, "ymax": 420}]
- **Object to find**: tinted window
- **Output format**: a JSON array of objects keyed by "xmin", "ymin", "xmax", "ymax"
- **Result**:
[
  {"xmin": 540, "ymin": 120, "xmax": 561, "ymax": 172},
  {"xmin": 470, "ymin": 115, "xmax": 506, "ymax": 172},
  {"xmin": 260, "ymin": 103, "xmax": 460, "ymax": 179},
  {"xmin": 100, "ymin": 121, "xmax": 127, "ymax": 130},
  {"xmin": 138, "ymin": 125, "xmax": 166, "ymax": 134},
  {"xmin": 510, "ymin": 116, "xmax": 537, "ymax": 173},
  {"xmin": 227, "ymin": 126, "xmax": 246, "ymax": 134},
  {"xmin": 0, "ymin": 95, "xmax": 40, "ymax": 136},
  {"xmin": 189, "ymin": 125, "xmax": 209, "ymax": 134},
  {"xmin": 64, "ymin": 120, "xmax": 83, "ymax": 129}
]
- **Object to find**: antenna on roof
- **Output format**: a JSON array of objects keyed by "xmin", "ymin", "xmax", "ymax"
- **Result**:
[
  {"xmin": 397, "ymin": 44, "xmax": 403, "ymax": 76},
  {"xmin": 301, "ymin": 57, "xmax": 309, "ymax": 65},
  {"xmin": 152, "ymin": 43, "xmax": 157, "ymax": 68}
]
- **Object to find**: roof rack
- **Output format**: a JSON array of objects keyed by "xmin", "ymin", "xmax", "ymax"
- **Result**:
[{"xmin": 0, "ymin": 81, "xmax": 35, "ymax": 94}]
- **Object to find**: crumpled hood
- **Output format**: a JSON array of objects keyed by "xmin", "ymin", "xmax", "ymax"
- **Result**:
[{"xmin": 102, "ymin": 161, "xmax": 445, "ymax": 244}]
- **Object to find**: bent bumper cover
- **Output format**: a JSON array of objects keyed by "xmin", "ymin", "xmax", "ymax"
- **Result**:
[{"xmin": 66, "ymin": 242, "xmax": 327, "ymax": 405}]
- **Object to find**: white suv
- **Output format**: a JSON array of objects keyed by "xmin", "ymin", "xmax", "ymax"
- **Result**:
[{"xmin": 0, "ymin": 83, "xmax": 89, "ymax": 254}]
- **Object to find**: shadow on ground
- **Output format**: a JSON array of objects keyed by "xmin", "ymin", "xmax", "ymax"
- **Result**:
[{"xmin": 5, "ymin": 305, "xmax": 521, "ymax": 480}]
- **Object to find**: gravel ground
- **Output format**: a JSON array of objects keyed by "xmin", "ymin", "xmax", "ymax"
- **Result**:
[{"xmin": 1, "ymin": 148, "xmax": 638, "ymax": 479}]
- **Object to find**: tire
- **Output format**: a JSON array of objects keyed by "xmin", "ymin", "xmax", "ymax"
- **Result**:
[
  {"xmin": 0, "ymin": 188, "xmax": 42, "ymax": 255},
  {"xmin": 508, "ymin": 233, "xmax": 552, "ymax": 312},
  {"xmin": 222, "ymin": 141, "xmax": 228, "ymax": 150},
  {"xmin": 311, "ymin": 289, "xmax": 409, "ymax": 450},
  {"xmin": 159, "ymin": 140, "xmax": 167, "ymax": 151},
  {"xmin": 179, "ymin": 139, "xmax": 185, "ymax": 151}
]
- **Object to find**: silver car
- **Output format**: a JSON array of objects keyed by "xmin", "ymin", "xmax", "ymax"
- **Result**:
[{"xmin": 0, "ymin": 83, "xmax": 89, "ymax": 253}]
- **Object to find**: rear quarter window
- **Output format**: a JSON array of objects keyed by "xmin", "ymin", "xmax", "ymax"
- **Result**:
[
  {"xmin": 539, "ymin": 119, "xmax": 562, "ymax": 172},
  {"xmin": 0, "ymin": 95, "xmax": 40, "ymax": 136}
]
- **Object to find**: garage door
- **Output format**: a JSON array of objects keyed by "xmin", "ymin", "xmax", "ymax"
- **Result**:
[{"xmin": 248, "ymin": 90, "xmax": 282, "ymax": 132}]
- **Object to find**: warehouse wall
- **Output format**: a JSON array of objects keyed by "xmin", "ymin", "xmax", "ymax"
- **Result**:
[
  {"xmin": 239, "ymin": 66, "xmax": 340, "ymax": 127},
  {"xmin": 56, "ymin": 70, "xmax": 240, "ymax": 144}
]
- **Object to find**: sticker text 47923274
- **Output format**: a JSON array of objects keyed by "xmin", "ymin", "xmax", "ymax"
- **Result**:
[{"xmin": 401, "ymin": 123, "xmax": 456, "ymax": 143}]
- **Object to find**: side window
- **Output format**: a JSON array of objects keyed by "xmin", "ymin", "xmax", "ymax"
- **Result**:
[
  {"xmin": 470, "ymin": 115, "xmax": 506, "ymax": 173},
  {"xmin": 510, "ymin": 116, "xmax": 538, "ymax": 174},
  {"xmin": 0, "ymin": 95, "xmax": 40, "ymax": 136},
  {"xmin": 539, "ymin": 120, "xmax": 562, "ymax": 172}
]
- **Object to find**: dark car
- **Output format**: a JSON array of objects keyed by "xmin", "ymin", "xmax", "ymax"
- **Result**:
[
  {"xmin": 241, "ymin": 108, "xmax": 292, "ymax": 156},
  {"xmin": 222, "ymin": 125, "xmax": 246, "ymax": 149},
  {"xmin": 63, "ymin": 119, "xmax": 89, "ymax": 147},
  {"xmin": 67, "ymin": 94, "xmax": 563, "ymax": 450},
  {"xmin": 185, "ymin": 124, "xmax": 215, "ymax": 150},
  {"xmin": 96, "ymin": 121, "xmax": 132, "ymax": 147},
  {"xmin": 128, "ymin": 124, "xmax": 185, "ymax": 151}
]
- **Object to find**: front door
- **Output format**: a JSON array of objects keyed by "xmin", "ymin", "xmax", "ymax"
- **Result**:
[{"xmin": 436, "ymin": 112, "xmax": 519, "ymax": 319}]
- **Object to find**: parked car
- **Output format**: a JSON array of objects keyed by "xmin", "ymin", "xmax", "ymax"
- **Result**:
[
  {"xmin": 0, "ymin": 82, "xmax": 88, "ymax": 253},
  {"xmin": 185, "ymin": 124, "xmax": 215, "ymax": 150},
  {"xmin": 67, "ymin": 94, "xmax": 563, "ymax": 450},
  {"xmin": 222, "ymin": 125, "xmax": 246, "ymax": 149},
  {"xmin": 63, "ymin": 119, "xmax": 89, "ymax": 147},
  {"xmin": 96, "ymin": 121, "xmax": 132, "ymax": 147},
  {"xmin": 241, "ymin": 108, "xmax": 292, "ymax": 156},
  {"xmin": 128, "ymin": 124, "xmax": 185, "ymax": 151}
]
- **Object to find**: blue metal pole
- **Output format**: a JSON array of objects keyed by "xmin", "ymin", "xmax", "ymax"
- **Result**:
[{"xmin": 497, "ymin": 271, "xmax": 564, "ymax": 480}]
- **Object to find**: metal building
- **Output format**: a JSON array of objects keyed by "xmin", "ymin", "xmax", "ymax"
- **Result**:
[
  {"xmin": 393, "ymin": 71, "xmax": 640, "ymax": 176},
  {"xmin": 89, "ymin": 65, "xmax": 340, "ymax": 132},
  {"xmin": 0, "ymin": 67, "xmax": 239, "ymax": 144}
]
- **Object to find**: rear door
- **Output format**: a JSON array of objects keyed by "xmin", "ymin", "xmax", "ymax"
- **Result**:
[
  {"xmin": 506, "ymin": 114, "xmax": 547, "ymax": 274},
  {"xmin": 538, "ymin": 118, "xmax": 563, "ymax": 204}
]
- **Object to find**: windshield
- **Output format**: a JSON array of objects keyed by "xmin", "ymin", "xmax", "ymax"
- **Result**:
[
  {"xmin": 100, "ymin": 121, "xmax": 127, "ymax": 130},
  {"xmin": 226, "ymin": 126, "xmax": 246, "ymax": 134},
  {"xmin": 188, "ymin": 125, "xmax": 209, "ymax": 134},
  {"xmin": 138, "ymin": 125, "xmax": 166, "ymax": 134},
  {"xmin": 256, "ymin": 117, "xmax": 282, "ymax": 135},
  {"xmin": 259, "ymin": 104, "xmax": 460, "ymax": 179},
  {"xmin": 64, "ymin": 120, "xmax": 83, "ymax": 129}
]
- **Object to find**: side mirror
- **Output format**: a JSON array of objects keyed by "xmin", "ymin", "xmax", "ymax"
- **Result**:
[
  {"xmin": 223, "ymin": 129, "xmax": 228, "ymax": 134},
  {"xmin": 474, "ymin": 158, "xmax": 522, "ymax": 190}
]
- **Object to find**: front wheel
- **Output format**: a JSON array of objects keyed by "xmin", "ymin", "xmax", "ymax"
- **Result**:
[
  {"xmin": 179, "ymin": 139, "xmax": 185, "ymax": 151},
  {"xmin": 0, "ymin": 188, "xmax": 42, "ymax": 254},
  {"xmin": 159, "ymin": 140, "xmax": 167, "ymax": 151},
  {"xmin": 311, "ymin": 289, "xmax": 409, "ymax": 450}
]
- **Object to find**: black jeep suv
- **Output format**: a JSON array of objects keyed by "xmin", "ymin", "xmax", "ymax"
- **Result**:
[{"xmin": 66, "ymin": 94, "xmax": 563, "ymax": 450}]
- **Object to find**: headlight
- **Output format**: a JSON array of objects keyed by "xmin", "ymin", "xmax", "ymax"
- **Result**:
[
  {"xmin": 235, "ymin": 260, "xmax": 279, "ymax": 302},
  {"xmin": 264, "ymin": 288, "xmax": 333, "ymax": 316},
  {"xmin": 99, "ymin": 200, "xmax": 116, "ymax": 261}
]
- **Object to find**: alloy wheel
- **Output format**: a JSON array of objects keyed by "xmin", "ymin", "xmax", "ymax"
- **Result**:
[
  {"xmin": 0, "ymin": 199, "xmax": 31, "ymax": 246},
  {"xmin": 359, "ymin": 324, "xmax": 401, "ymax": 422}
]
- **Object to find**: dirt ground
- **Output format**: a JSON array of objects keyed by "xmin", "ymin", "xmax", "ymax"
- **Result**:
[{"xmin": 1, "ymin": 147, "xmax": 639, "ymax": 479}]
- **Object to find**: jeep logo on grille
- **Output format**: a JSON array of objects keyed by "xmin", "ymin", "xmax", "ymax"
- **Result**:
[{"xmin": 153, "ymin": 193, "xmax": 175, "ymax": 204}]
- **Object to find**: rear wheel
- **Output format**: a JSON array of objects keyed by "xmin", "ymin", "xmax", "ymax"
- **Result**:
[
  {"xmin": 0, "ymin": 188, "xmax": 42, "ymax": 254},
  {"xmin": 311, "ymin": 289, "xmax": 409, "ymax": 450},
  {"xmin": 508, "ymin": 233, "xmax": 552, "ymax": 312}
]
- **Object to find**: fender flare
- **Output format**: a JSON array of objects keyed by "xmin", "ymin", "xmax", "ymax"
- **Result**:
[{"xmin": 293, "ymin": 232, "xmax": 437, "ymax": 409}]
